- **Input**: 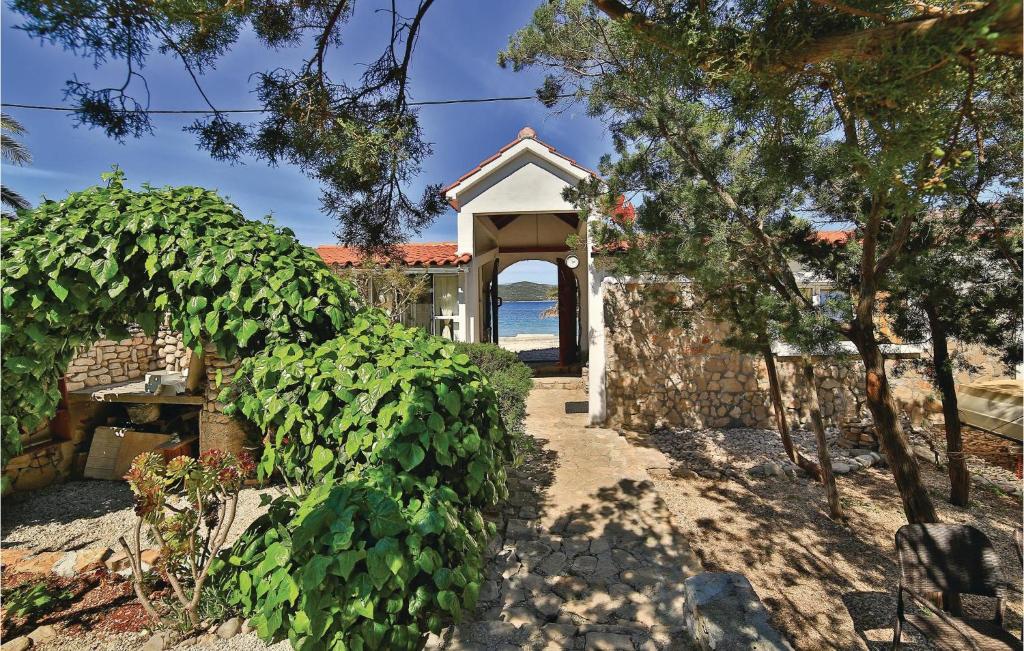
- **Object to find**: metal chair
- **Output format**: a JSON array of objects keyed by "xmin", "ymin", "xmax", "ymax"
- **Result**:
[{"xmin": 892, "ymin": 523, "xmax": 1019, "ymax": 650}]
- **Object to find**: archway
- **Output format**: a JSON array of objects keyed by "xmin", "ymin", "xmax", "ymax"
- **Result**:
[{"xmin": 488, "ymin": 258, "xmax": 580, "ymax": 368}]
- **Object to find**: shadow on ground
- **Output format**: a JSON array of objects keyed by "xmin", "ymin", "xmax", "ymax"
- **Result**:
[
  {"xmin": 1, "ymin": 480, "xmax": 135, "ymax": 551},
  {"xmin": 445, "ymin": 434, "xmax": 700, "ymax": 650},
  {"xmin": 630, "ymin": 427, "xmax": 1023, "ymax": 651}
]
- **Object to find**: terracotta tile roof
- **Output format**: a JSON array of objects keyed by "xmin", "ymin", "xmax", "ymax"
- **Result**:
[
  {"xmin": 442, "ymin": 128, "xmax": 600, "ymax": 209},
  {"xmin": 816, "ymin": 230, "xmax": 853, "ymax": 244},
  {"xmin": 316, "ymin": 242, "xmax": 471, "ymax": 268}
]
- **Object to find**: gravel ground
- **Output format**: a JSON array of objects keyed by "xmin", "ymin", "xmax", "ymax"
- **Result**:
[
  {"xmin": 36, "ymin": 630, "xmax": 291, "ymax": 651},
  {"xmin": 1, "ymin": 480, "xmax": 286, "ymax": 553},
  {"xmin": 641, "ymin": 425, "xmax": 1023, "ymax": 650}
]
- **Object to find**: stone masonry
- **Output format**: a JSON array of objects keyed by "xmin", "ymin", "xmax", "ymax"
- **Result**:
[
  {"xmin": 603, "ymin": 282, "xmax": 1010, "ymax": 433},
  {"xmin": 64, "ymin": 325, "xmax": 190, "ymax": 392}
]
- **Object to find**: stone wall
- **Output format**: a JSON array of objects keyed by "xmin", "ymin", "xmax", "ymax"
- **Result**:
[
  {"xmin": 199, "ymin": 344, "xmax": 251, "ymax": 457},
  {"xmin": 603, "ymin": 282, "xmax": 1009, "ymax": 432},
  {"xmin": 64, "ymin": 326, "xmax": 190, "ymax": 391}
]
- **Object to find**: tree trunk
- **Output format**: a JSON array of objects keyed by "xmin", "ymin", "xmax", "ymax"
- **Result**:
[
  {"xmin": 924, "ymin": 301, "xmax": 970, "ymax": 507},
  {"xmin": 801, "ymin": 356, "xmax": 844, "ymax": 519},
  {"xmin": 854, "ymin": 329, "xmax": 940, "ymax": 524},
  {"xmin": 762, "ymin": 347, "xmax": 822, "ymax": 481}
]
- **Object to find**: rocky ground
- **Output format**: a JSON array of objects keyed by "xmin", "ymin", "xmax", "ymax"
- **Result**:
[
  {"xmin": 638, "ymin": 424, "xmax": 1024, "ymax": 650},
  {"xmin": 1, "ymin": 482, "xmax": 285, "ymax": 553}
]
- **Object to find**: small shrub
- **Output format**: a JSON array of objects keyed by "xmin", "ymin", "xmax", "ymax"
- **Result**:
[
  {"xmin": 2, "ymin": 580, "xmax": 71, "ymax": 623},
  {"xmin": 123, "ymin": 449, "xmax": 254, "ymax": 629},
  {"xmin": 452, "ymin": 342, "xmax": 532, "ymax": 442},
  {"xmin": 215, "ymin": 468, "xmax": 492, "ymax": 650}
]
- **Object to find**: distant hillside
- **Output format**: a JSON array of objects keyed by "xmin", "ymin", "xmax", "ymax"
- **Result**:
[{"xmin": 498, "ymin": 281, "xmax": 555, "ymax": 301}]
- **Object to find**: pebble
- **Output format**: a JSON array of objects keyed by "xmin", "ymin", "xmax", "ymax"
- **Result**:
[
  {"xmin": 28, "ymin": 625, "xmax": 58, "ymax": 644},
  {"xmin": 216, "ymin": 618, "xmax": 242, "ymax": 639},
  {"xmin": 142, "ymin": 631, "xmax": 173, "ymax": 651},
  {"xmin": 1, "ymin": 637, "xmax": 31, "ymax": 651}
]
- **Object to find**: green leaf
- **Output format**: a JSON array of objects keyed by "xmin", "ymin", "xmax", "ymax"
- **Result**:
[
  {"xmin": 238, "ymin": 570, "xmax": 252, "ymax": 595},
  {"xmin": 437, "ymin": 590, "xmax": 459, "ymax": 614},
  {"xmin": 441, "ymin": 391, "xmax": 461, "ymax": 416},
  {"xmin": 413, "ymin": 509, "xmax": 445, "ymax": 535},
  {"xmin": 46, "ymin": 279, "xmax": 69, "ymax": 302},
  {"xmin": 366, "ymin": 537, "xmax": 402, "ymax": 590},
  {"xmin": 396, "ymin": 443, "xmax": 425, "ymax": 471},
  {"xmin": 138, "ymin": 232, "xmax": 157, "ymax": 253},
  {"xmin": 107, "ymin": 275, "xmax": 130, "ymax": 298},
  {"xmin": 333, "ymin": 550, "xmax": 362, "ymax": 580},
  {"xmin": 237, "ymin": 319, "xmax": 259, "ymax": 347},
  {"xmin": 187, "ymin": 295, "xmax": 208, "ymax": 314},
  {"xmin": 310, "ymin": 446, "xmax": 334, "ymax": 475}
]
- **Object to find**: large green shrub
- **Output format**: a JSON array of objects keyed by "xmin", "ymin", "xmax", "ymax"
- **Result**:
[
  {"xmin": 452, "ymin": 342, "xmax": 532, "ymax": 441},
  {"xmin": 227, "ymin": 314, "xmax": 512, "ymax": 506},
  {"xmin": 217, "ymin": 315, "xmax": 512, "ymax": 649},
  {"xmin": 1, "ymin": 171, "xmax": 358, "ymax": 464},
  {"xmin": 4, "ymin": 173, "xmax": 512, "ymax": 649},
  {"xmin": 216, "ymin": 468, "xmax": 491, "ymax": 650}
]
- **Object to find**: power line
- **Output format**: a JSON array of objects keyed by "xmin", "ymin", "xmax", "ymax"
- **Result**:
[{"xmin": 2, "ymin": 93, "xmax": 573, "ymax": 115}]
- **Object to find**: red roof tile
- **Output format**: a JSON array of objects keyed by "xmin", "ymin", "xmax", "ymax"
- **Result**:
[
  {"xmin": 816, "ymin": 230, "xmax": 853, "ymax": 244},
  {"xmin": 316, "ymin": 242, "xmax": 471, "ymax": 268}
]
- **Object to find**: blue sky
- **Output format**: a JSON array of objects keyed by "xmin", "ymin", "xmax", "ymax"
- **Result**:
[{"xmin": 1, "ymin": 2, "xmax": 610, "ymax": 284}]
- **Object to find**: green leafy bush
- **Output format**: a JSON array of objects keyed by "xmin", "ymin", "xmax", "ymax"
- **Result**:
[
  {"xmin": 452, "ymin": 342, "xmax": 532, "ymax": 441},
  {"xmin": 1, "ymin": 170, "xmax": 358, "ymax": 464},
  {"xmin": 217, "ymin": 316, "xmax": 512, "ymax": 649},
  {"xmin": 215, "ymin": 468, "xmax": 492, "ymax": 650},
  {"xmin": 227, "ymin": 314, "xmax": 512, "ymax": 506}
]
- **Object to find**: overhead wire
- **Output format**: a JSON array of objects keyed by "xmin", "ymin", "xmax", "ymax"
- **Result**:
[{"xmin": 2, "ymin": 93, "xmax": 576, "ymax": 115}]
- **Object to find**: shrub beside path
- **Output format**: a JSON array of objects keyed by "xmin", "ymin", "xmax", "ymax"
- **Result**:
[{"xmin": 436, "ymin": 388, "xmax": 701, "ymax": 650}]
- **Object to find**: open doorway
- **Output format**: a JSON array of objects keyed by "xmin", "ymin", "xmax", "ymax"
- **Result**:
[{"xmin": 487, "ymin": 259, "xmax": 580, "ymax": 368}]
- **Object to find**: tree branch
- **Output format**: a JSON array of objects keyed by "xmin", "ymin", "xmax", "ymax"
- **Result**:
[{"xmin": 768, "ymin": 0, "xmax": 1022, "ymax": 70}]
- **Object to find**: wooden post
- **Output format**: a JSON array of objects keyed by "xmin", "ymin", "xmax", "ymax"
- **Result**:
[
  {"xmin": 491, "ymin": 259, "xmax": 500, "ymax": 344},
  {"xmin": 557, "ymin": 259, "xmax": 578, "ymax": 366}
]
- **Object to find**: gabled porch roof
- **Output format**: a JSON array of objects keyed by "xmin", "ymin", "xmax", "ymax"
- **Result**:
[{"xmin": 442, "ymin": 126, "xmax": 600, "ymax": 211}]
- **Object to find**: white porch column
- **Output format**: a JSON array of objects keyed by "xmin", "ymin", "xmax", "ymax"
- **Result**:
[
  {"xmin": 587, "ymin": 217, "xmax": 607, "ymax": 425},
  {"xmin": 457, "ymin": 209, "xmax": 476, "ymax": 343}
]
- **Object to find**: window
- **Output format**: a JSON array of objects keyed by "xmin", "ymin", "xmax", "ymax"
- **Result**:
[{"xmin": 432, "ymin": 274, "xmax": 459, "ymax": 340}]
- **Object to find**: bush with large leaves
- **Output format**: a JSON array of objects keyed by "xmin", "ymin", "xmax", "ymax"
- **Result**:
[
  {"xmin": 215, "ymin": 468, "xmax": 492, "ymax": 651},
  {"xmin": 219, "ymin": 316, "xmax": 512, "ymax": 649},
  {"xmin": 1, "ymin": 170, "xmax": 358, "ymax": 465},
  {"xmin": 452, "ymin": 342, "xmax": 532, "ymax": 441},
  {"xmin": 227, "ymin": 314, "xmax": 512, "ymax": 506}
]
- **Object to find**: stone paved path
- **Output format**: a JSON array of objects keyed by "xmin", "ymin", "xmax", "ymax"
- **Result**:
[{"xmin": 436, "ymin": 388, "xmax": 702, "ymax": 650}]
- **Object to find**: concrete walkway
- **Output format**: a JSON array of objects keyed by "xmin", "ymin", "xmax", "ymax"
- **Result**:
[{"xmin": 439, "ymin": 388, "xmax": 701, "ymax": 650}]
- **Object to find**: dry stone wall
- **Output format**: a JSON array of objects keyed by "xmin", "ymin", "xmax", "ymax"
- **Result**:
[
  {"xmin": 64, "ymin": 325, "xmax": 190, "ymax": 391},
  {"xmin": 602, "ymin": 282, "xmax": 1007, "ymax": 432},
  {"xmin": 199, "ymin": 344, "xmax": 250, "ymax": 457}
]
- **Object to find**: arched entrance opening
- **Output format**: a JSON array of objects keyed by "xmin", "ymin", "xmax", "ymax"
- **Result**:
[{"xmin": 484, "ymin": 257, "xmax": 581, "ymax": 369}]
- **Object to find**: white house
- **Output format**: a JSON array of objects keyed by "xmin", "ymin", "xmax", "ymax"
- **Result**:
[{"xmin": 319, "ymin": 126, "xmax": 620, "ymax": 421}]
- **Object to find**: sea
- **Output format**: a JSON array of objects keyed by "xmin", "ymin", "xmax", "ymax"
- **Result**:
[{"xmin": 499, "ymin": 300, "xmax": 558, "ymax": 336}]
